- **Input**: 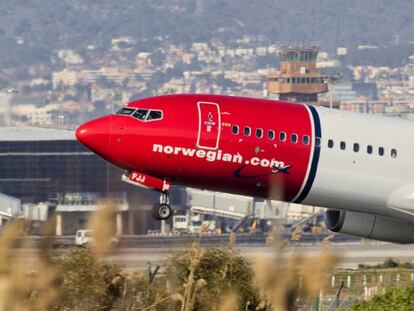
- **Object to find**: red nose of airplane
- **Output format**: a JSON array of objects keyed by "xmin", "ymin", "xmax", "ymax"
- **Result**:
[{"xmin": 76, "ymin": 116, "xmax": 113, "ymax": 158}]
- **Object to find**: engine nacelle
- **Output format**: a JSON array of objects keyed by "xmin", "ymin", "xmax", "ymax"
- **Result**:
[{"xmin": 324, "ymin": 209, "xmax": 414, "ymax": 244}]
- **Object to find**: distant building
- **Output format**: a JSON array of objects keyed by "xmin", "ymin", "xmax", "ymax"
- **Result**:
[
  {"xmin": 0, "ymin": 127, "xmax": 161, "ymax": 234},
  {"xmin": 410, "ymin": 76, "xmax": 414, "ymax": 89},
  {"xmin": 352, "ymin": 82, "xmax": 378, "ymax": 101},
  {"xmin": 0, "ymin": 193, "xmax": 21, "ymax": 225},
  {"xmin": 52, "ymin": 69, "xmax": 81, "ymax": 88},
  {"xmin": 336, "ymin": 47, "xmax": 348, "ymax": 56},
  {"xmin": 29, "ymin": 109, "xmax": 53, "ymax": 126},
  {"xmin": 321, "ymin": 83, "xmax": 357, "ymax": 103},
  {"xmin": 23, "ymin": 202, "xmax": 49, "ymax": 222},
  {"xmin": 136, "ymin": 52, "xmax": 153, "ymax": 70},
  {"xmin": 57, "ymin": 49, "xmax": 84, "ymax": 66},
  {"xmin": 267, "ymin": 46, "xmax": 328, "ymax": 103},
  {"xmin": 54, "ymin": 193, "xmax": 130, "ymax": 236},
  {"xmin": 82, "ymin": 67, "xmax": 129, "ymax": 85}
]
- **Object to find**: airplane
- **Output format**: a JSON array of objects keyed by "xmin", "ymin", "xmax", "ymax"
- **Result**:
[{"xmin": 76, "ymin": 94, "xmax": 414, "ymax": 244}]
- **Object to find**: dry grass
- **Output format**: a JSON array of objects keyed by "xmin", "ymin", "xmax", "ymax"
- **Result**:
[
  {"xmin": 0, "ymin": 219, "xmax": 59, "ymax": 311},
  {"xmin": 179, "ymin": 244, "xmax": 206, "ymax": 311},
  {"xmin": 88, "ymin": 200, "xmax": 118, "ymax": 257},
  {"xmin": 0, "ymin": 200, "xmax": 120, "ymax": 311},
  {"xmin": 0, "ymin": 201, "xmax": 341, "ymax": 311},
  {"xmin": 254, "ymin": 229, "xmax": 340, "ymax": 311}
]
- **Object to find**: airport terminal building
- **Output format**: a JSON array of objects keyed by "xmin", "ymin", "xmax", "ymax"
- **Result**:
[
  {"xmin": 0, "ymin": 127, "xmax": 124, "ymax": 201},
  {"xmin": 0, "ymin": 127, "xmax": 164, "ymax": 234}
]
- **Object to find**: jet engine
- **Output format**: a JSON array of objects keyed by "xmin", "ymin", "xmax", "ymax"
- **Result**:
[{"xmin": 324, "ymin": 209, "xmax": 414, "ymax": 244}]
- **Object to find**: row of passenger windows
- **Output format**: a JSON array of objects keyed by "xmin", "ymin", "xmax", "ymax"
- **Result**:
[
  {"xmin": 232, "ymin": 125, "xmax": 310, "ymax": 145},
  {"xmin": 116, "ymin": 107, "xmax": 163, "ymax": 122},
  {"xmin": 327, "ymin": 139, "xmax": 397, "ymax": 157},
  {"xmin": 231, "ymin": 125, "xmax": 398, "ymax": 158}
]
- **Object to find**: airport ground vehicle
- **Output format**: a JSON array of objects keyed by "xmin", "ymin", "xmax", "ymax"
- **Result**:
[
  {"xmin": 75, "ymin": 229, "xmax": 119, "ymax": 247},
  {"xmin": 172, "ymin": 214, "xmax": 216, "ymax": 234}
]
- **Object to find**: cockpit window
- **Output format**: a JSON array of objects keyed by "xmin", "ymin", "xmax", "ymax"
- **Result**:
[
  {"xmin": 116, "ymin": 107, "xmax": 135, "ymax": 115},
  {"xmin": 115, "ymin": 106, "xmax": 163, "ymax": 122},
  {"xmin": 132, "ymin": 109, "xmax": 149, "ymax": 121},
  {"xmin": 132, "ymin": 109, "xmax": 163, "ymax": 122},
  {"xmin": 147, "ymin": 110, "xmax": 163, "ymax": 121}
]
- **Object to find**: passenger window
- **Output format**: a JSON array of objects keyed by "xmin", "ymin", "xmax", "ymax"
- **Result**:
[
  {"xmin": 116, "ymin": 107, "xmax": 135, "ymax": 115},
  {"xmin": 315, "ymin": 137, "xmax": 321, "ymax": 147},
  {"xmin": 256, "ymin": 128, "xmax": 263, "ymax": 138},
  {"xmin": 340, "ymin": 141, "xmax": 346, "ymax": 150},
  {"xmin": 291, "ymin": 134, "xmax": 298, "ymax": 144},
  {"xmin": 379, "ymin": 147, "xmax": 384, "ymax": 156},
  {"xmin": 244, "ymin": 126, "xmax": 251, "ymax": 137},
  {"xmin": 147, "ymin": 110, "xmax": 163, "ymax": 121},
  {"xmin": 328, "ymin": 139, "xmax": 334, "ymax": 148},
  {"xmin": 302, "ymin": 135, "xmax": 310, "ymax": 145},
  {"xmin": 267, "ymin": 130, "xmax": 275, "ymax": 140},
  {"xmin": 279, "ymin": 132, "xmax": 287, "ymax": 142},
  {"xmin": 391, "ymin": 149, "xmax": 397, "ymax": 158},
  {"xmin": 353, "ymin": 143, "xmax": 359, "ymax": 152},
  {"xmin": 367, "ymin": 145, "xmax": 373, "ymax": 154},
  {"xmin": 232, "ymin": 125, "xmax": 239, "ymax": 135},
  {"xmin": 132, "ymin": 109, "xmax": 149, "ymax": 121}
]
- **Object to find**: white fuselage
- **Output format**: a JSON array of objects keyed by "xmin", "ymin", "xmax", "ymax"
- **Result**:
[{"xmin": 304, "ymin": 106, "xmax": 414, "ymax": 222}]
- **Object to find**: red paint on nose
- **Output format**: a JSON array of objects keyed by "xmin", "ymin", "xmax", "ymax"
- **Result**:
[{"xmin": 76, "ymin": 116, "xmax": 112, "ymax": 158}]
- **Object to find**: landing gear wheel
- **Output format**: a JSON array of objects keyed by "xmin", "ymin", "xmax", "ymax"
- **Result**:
[{"xmin": 152, "ymin": 203, "xmax": 172, "ymax": 220}]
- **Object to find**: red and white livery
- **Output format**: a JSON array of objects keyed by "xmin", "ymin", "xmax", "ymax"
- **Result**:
[{"xmin": 76, "ymin": 94, "xmax": 414, "ymax": 243}]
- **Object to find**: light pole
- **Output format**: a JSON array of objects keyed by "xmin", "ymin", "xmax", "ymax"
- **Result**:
[
  {"xmin": 0, "ymin": 88, "xmax": 19, "ymax": 126},
  {"xmin": 58, "ymin": 114, "xmax": 65, "ymax": 129}
]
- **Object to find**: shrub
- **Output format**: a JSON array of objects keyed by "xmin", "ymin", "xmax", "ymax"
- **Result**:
[
  {"xmin": 166, "ymin": 245, "xmax": 260, "ymax": 311},
  {"xmin": 53, "ymin": 248, "xmax": 122, "ymax": 311},
  {"xmin": 351, "ymin": 286, "xmax": 414, "ymax": 310}
]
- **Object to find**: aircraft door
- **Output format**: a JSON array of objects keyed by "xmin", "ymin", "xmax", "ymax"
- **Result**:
[{"xmin": 196, "ymin": 101, "xmax": 221, "ymax": 150}]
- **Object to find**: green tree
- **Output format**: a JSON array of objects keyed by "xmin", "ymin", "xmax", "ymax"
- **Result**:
[
  {"xmin": 53, "ymin": 248, "xmax": 122, "ymax": 311},
  {"xmin": 351, "ymin": 286, "xmax": 414, "ymax": 311},
  {"xmin": 166, "ymin": 245, "xmax": 260, "ymax": 311}
]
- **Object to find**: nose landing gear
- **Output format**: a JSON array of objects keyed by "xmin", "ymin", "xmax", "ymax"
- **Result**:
[
  {"xmin": 152, "ymin": 192, "xmax": 172, "ymax": 220},
  {"xmin": 122, "ymin": 171, "xmax": 173, "ymax": 221}
]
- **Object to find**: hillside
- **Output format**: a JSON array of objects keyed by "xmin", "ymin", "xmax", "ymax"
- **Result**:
[{"xmin": 0, "ymin": 0, "xmax": 413, "ymax": 68}]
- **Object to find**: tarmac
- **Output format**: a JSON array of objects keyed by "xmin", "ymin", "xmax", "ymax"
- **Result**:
[
  {"xmin": 9, "ymin": 236, "xmax": 414, "ymax": 271},
  {"xmin": 104, "ymin": 241, "xmax": 414, "ymax": 270}
]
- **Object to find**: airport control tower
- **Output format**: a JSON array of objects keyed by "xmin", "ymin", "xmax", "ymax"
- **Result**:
[{"xmin": 267, "ymin": 45, "xmax": 328, "ymax": 104}]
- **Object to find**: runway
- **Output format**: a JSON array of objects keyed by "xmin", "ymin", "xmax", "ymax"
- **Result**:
[
  {"xmin": 8, "ymin": 239, "xmax": 414, "ymax": 271},
  {"xmin": 104, "ymin": 242, "xmax": 414, "ymax": 270}
]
